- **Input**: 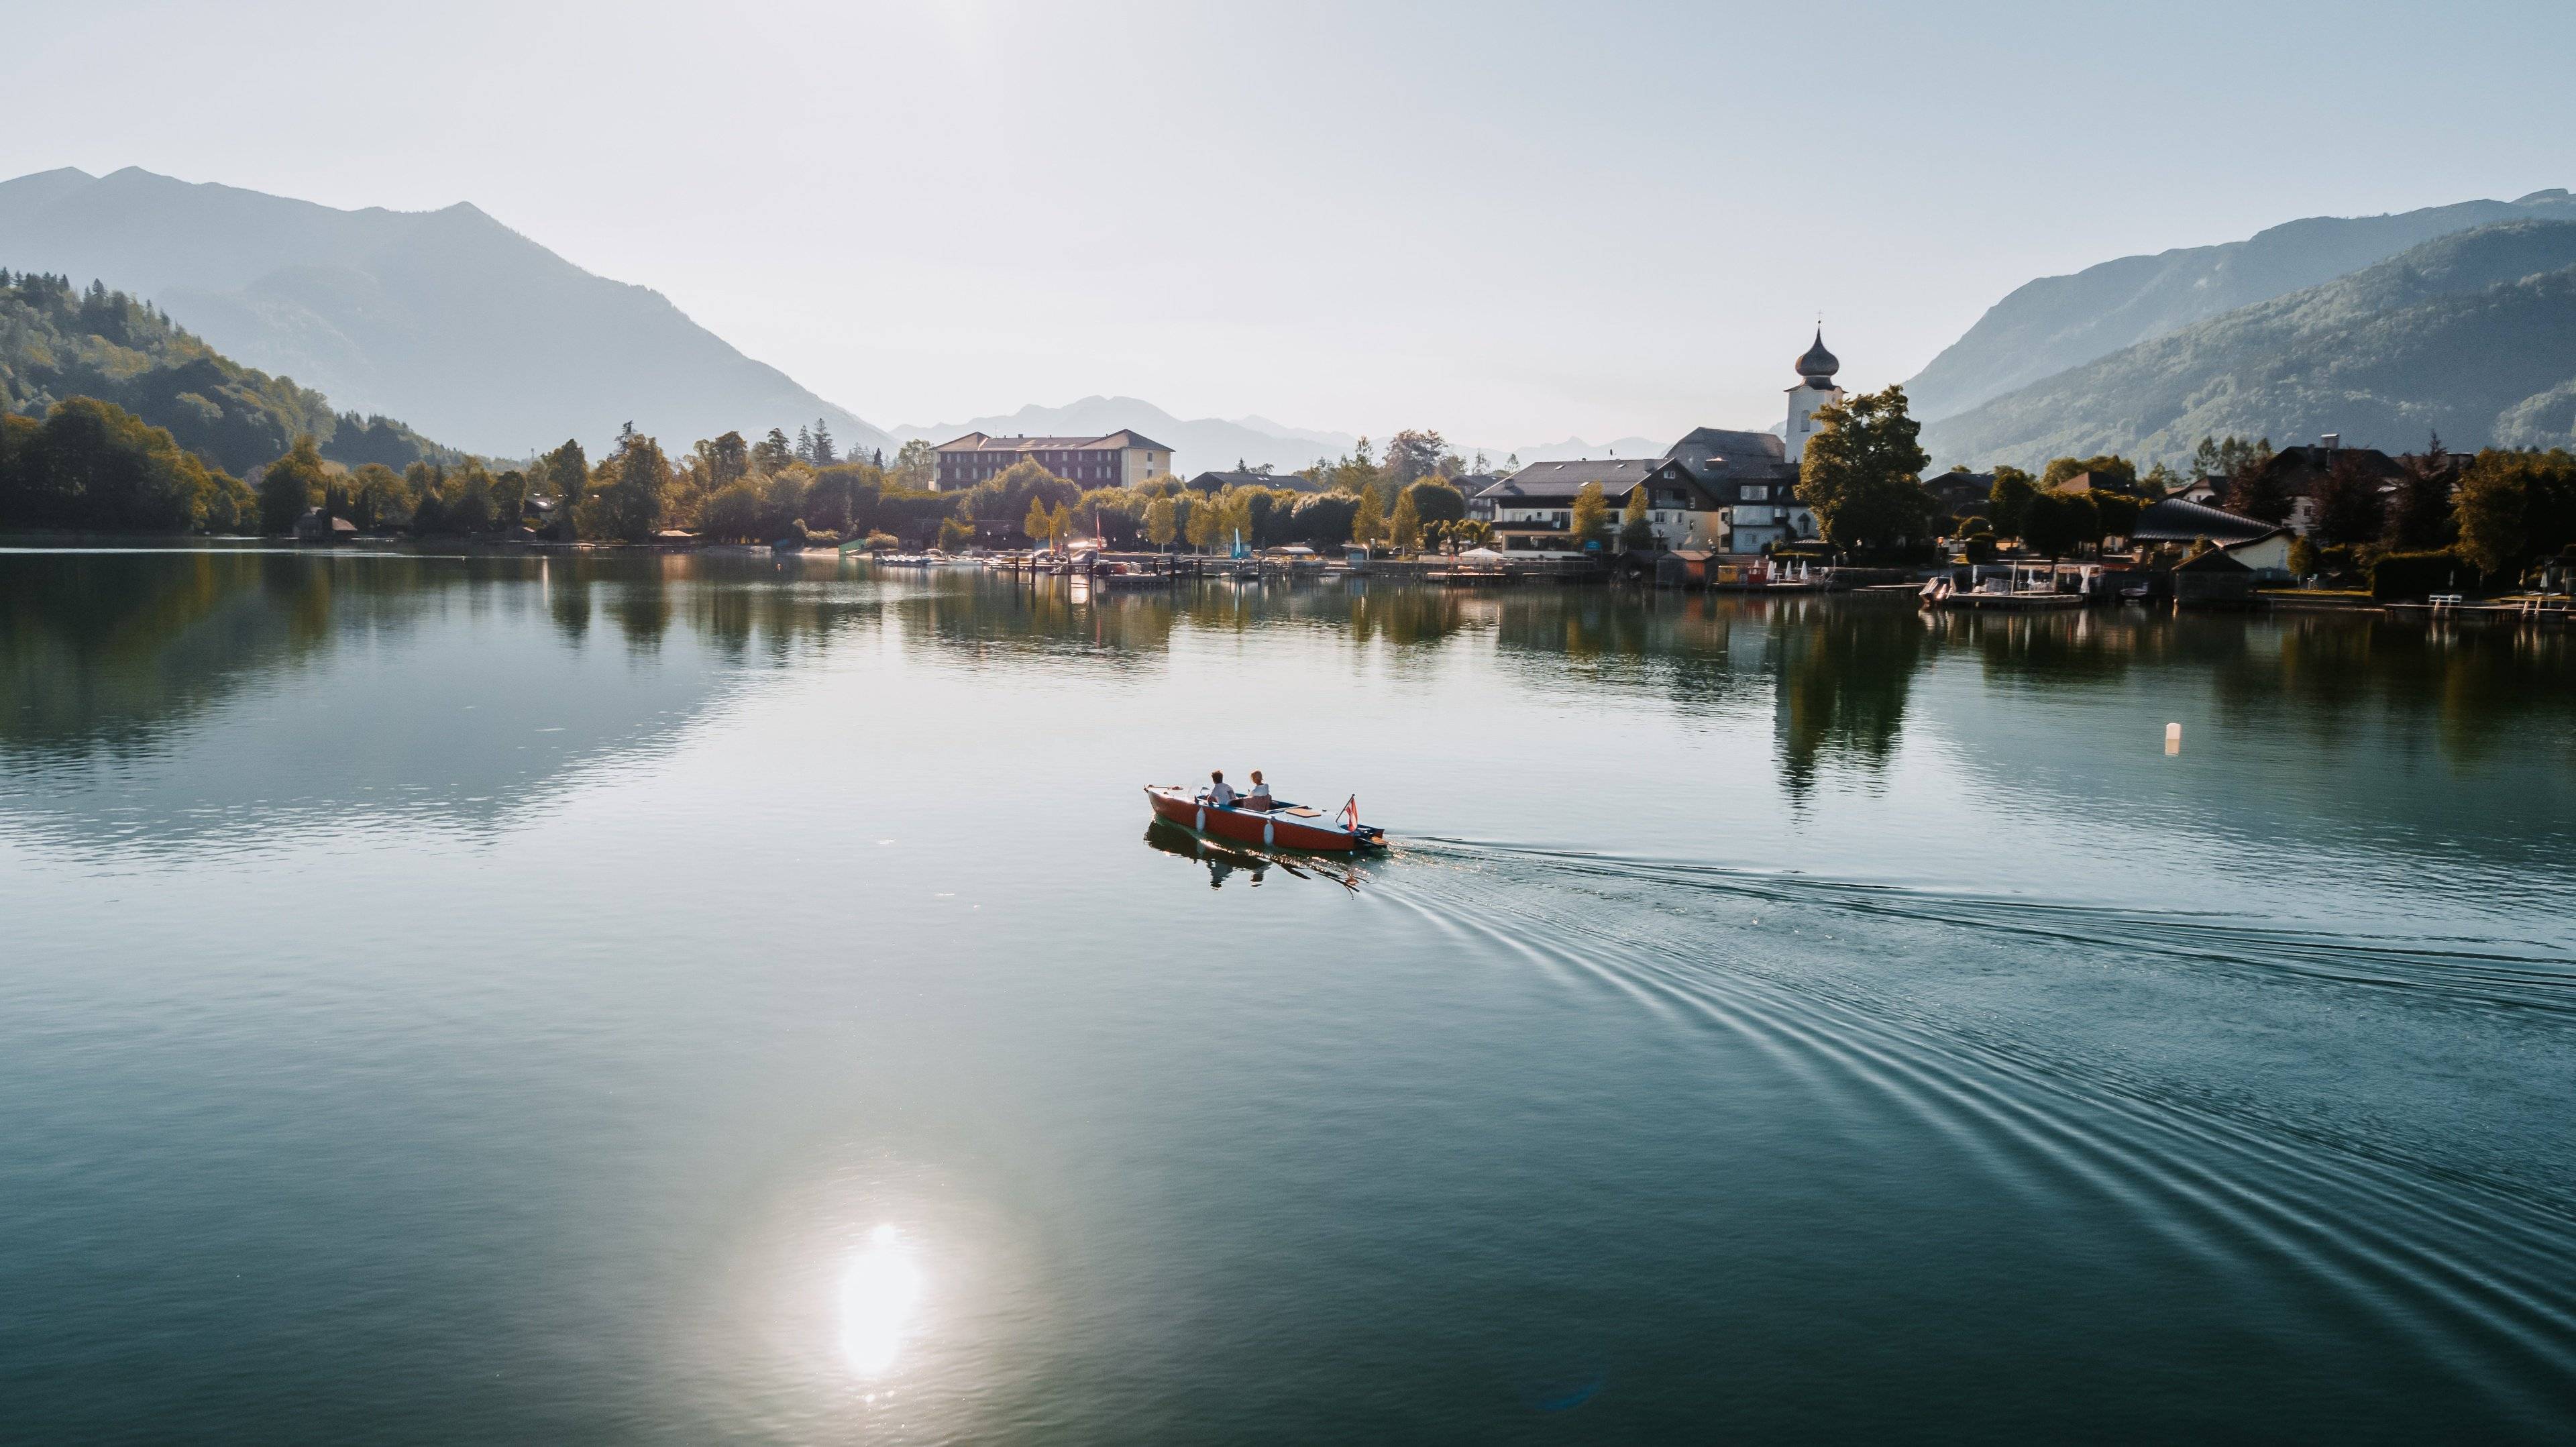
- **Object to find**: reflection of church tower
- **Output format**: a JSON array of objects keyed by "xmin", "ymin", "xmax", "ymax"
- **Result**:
[{"xmin": 1784, "ymin": 329, "xmax": 1843, "ymax": 462}]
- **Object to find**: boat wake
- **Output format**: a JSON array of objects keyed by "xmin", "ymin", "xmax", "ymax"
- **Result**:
[{"xmin": 1364, "ymin": 839, "xmax": 2576, "ymax": 1428}]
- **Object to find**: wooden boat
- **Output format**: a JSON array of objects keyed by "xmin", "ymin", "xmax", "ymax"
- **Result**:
[{"xmin": 1144, "ymin": 785, "xmax": 1387, "ymax": 853}]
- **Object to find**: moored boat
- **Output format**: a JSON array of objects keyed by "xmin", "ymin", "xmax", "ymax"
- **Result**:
[{"xmin": 1143, "ymin": 785, "xmax": 1386, "ymax": 852}]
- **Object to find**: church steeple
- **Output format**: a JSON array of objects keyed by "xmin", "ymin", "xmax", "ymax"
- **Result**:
[
  {"xmin": 1784, "ymin": 327, "xmax": 1845, "ymax": 462},
  {"xmin": 1794, "ymin": 328, "xmax": 1839, "ymax": 384}
]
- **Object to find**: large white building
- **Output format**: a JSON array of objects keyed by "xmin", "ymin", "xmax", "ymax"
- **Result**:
[{"xmin": 1475, "ymin": 333, "xmax": 1836, "ymax": 555}]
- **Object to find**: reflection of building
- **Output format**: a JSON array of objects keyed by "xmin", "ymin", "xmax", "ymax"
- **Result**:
[
  {"xmin": 1473, "ymin": 333, "xmax": 1835, "ymax": 554},
  {"xmin": 934, "ymin": 431, "xmax": 1175, "ymax": 491}
]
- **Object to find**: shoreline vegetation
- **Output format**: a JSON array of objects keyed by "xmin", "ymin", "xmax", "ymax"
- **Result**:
[{"xmin": 5, "ymin": 263, "xmax": 2573, "ymax": 600}]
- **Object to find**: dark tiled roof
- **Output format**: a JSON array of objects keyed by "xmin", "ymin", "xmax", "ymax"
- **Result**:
[
  {"xmin": 1663, "ymin": 427, "xmax": 1788, "ymax": 470},
  {"xmin": 1474, "ymin": 458, "xmax": 1658, "ymax": 501},
  {"xmin": 2130, "ymin": 496, "xmax": 2282, "ymax": 545}
]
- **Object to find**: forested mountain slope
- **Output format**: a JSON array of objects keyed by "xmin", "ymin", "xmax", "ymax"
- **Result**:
[
  {"xmin": 0, "ymin": 270, "xmax": 452, "ymax": 475},
  {"xmin": 1907, "ymin": 190, "xmax": 2576, "ymax": 421},
  {"xmin": 1921, "ymin": 221, "xmax": 2576, "ymax": 470}
]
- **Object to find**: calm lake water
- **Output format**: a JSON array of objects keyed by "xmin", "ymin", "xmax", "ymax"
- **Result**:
[{"xmin": 5, "ymin": 546, "xmax": 2575, "ymax": 1443}]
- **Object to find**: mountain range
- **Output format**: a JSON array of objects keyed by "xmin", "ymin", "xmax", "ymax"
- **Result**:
[
  {"xmin": 1906, "ymin": 189, "xmax": 2576, "ymax": 421},
  {"xmin": 890, "ymin": 397, "xmax": 1668, "ymax": 475},
  {"xmin": 0, "ymin": 167, "xmax": 892, "ymax": 460},
  {"xmin": 1920, "ymin": 220, "xmax": 2576, "ymax": 470},
  {"xmin": 11, "ymin": 166, "xmax": 2575, "ymax": 488}
]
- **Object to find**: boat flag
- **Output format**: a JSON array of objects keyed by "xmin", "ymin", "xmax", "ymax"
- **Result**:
[{"xmin": 1340, "ymin": 795, "xmax": 1359, "ymax": 830}]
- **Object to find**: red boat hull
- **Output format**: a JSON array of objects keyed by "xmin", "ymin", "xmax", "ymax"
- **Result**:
[{"xmin": 1144, "ymin": 786, "xmax": 1383, "ymax": 853}]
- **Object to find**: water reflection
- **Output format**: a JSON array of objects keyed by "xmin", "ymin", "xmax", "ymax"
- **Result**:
[
  {"xmin": 7, "ymin": 551, "xmax": 2574, "ymax": 867},
  {"xmin": 1142, "ymin": 818, "xmax": 1371, "ymax": 892},
  {"xmin": 838, "ymin": 1225, "xmax": 924, "ymax": 1377}
]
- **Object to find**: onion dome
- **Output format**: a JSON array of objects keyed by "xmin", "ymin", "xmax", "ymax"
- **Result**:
[{"xmin": 1795, "ymin": 328, "xmax": 1839, "ymax": 382}]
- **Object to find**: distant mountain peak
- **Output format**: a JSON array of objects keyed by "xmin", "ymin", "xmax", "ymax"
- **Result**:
[{"xmin": 0, "ymin": 166, "xmax": 892, "ymax": 456}]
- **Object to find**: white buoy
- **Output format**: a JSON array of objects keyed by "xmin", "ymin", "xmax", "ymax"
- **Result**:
[{"xmin": 2165, "ymin": 721, "xmax": 2182, "ymax": 755}]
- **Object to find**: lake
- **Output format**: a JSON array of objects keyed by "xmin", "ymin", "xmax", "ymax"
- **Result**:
[{"xmin": 5, "ymin": 546, "xmax": 2575, "ymax": 1443}]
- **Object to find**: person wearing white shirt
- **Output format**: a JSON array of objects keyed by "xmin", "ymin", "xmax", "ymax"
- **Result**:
[
  {"xmin": 1204, "ymin": 770, "xmax": 1238, "ymax": 808},
  {"xmin": 1242, "ymin": 771, "xmax": 1275, "ymax": 811}
]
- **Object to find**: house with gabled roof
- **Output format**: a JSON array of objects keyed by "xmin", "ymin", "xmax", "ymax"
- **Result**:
[{"xmin": 1468, "ymin": 333, "xmax": 1838, "ymax": 555}]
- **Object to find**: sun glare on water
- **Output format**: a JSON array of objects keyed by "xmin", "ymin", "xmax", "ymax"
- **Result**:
[{"xmin": 839, "ymin": 1225, "xmax": 924, "ymax": 1376}]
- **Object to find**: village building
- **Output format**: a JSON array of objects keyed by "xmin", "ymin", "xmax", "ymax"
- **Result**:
[
  {"xmin": 934, "ymin": 431, "xmax": 1175, "ymax": 491},
  {"xmin": 1927, "ymin": 470, "xmax": 1995, "ymax": 519},
  {"xmin": 2239, "ymin": 437, "xmax": 2403, "ymax": 535},
  {"xmin": 2129, "ymin": 496, "xmax": 2294, "ymax": 577},
  {"xmin": 1470, "ymin": 332, "xmax": 1835, "ymax": 555}
]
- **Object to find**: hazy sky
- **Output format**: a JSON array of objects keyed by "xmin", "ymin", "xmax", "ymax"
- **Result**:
[{"xmin": 7, "ymin": 0, "xmax": 2574, "ymax": 445}]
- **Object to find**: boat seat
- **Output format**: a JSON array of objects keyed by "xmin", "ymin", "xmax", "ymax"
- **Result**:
[{"xmin": 1279, "ymin": 807, "xmax": 1323, "ymax": 818}]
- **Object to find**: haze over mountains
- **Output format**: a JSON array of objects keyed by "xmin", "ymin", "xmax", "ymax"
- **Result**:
[
  {"xmin": 9, "ymin": 165, "xmax": 2575, "ymax": 487},
  {"xmin": 1922, "ymin": 220, "xmax": 2576, "ymax": 470},
  {"xmin": 0, "ymin": 167, "xmax": 892, "ymax": 460},
  {"xmin": 1907, "ymin": 189, "xmax": 2576, "ymax": 422},
  {"xmin": 890, "ymin": 398, "xmax": 1668, "ymax": 475}
]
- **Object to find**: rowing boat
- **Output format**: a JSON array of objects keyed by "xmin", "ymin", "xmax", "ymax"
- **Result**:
[{"xmin": 1142, "ymin": 785, "xmax": 1387, "ymax": 853}]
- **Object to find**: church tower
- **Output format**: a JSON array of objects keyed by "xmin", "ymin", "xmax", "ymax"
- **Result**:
[{"xmin": 1784, "ymin": 329, "xmax": 1843, "ymax": 462}]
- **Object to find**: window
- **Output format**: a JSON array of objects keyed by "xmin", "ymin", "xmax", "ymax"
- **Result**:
[{"xmin": 1744, "ymin": 486, "xmax": 1768, "ymax": 501}]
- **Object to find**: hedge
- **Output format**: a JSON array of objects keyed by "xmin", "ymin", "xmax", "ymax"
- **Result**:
[{"xmin": 2369, "ymin": 549, "xmax": 2482, "ymax": 600}]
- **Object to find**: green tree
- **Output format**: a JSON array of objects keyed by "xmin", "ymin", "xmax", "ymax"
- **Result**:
[
  {"xmin": 1402, "ymin": 478, "xmax": 1466, "ymax": 526},
  {"xmin": 492, "ymin": 468, "xmax": 529, "ymax": 531},
  {"xmin": 2019, "ymin": 490, "xmax": 2099, "ymax": 559},
  {"xmin": 445, "ymin": 462, "xmax": 497, "ymax": 534},
  {"xmin": 936, "ymin": 515, "xmax": 973, "ymax": 550},
  {"xmin": 2312, "ymin": 453, "xmax": 2387, "ymax": 547},
  {"xmin": 891, "ymin": 439, "xmax": 937, "ymax": 491},
  {"xmin": 2455, "ymin": 450, "xmax": 2532, "ymax": 578},
  {"xmin": 538, "ymin": 439, "xmax": 588, "ymax": 538},
  {"xmin": 1351, "ymin": 488, "xmax": 1387, "ymax": 546},
  {"xmin": 700, "ymin": 480, "xmax": 766, "ymax": 541},
  {"xmin": 2229, "ymin": 445, "xmax": 2294, "ymax": 524},
  {"xmin": 1024, "ymin": 494, "xmax": 1054, "ymax": 545},
  {"xmin": 1289, "ymin": 492, "xmax": 1357, "ymax": 547},
  {"xmin": 2387, "ymin": 433, "xmax": 2457, "ymax": 551},
  {"xmin": 258, "ymin": 434, "xmax": 328, "ymax": 534},
  {"xmin": 1568, "ymin": 481, "xmax": 1609, "ymax": 547},
  {"xmin": 1796, "ymin": 385, "xmax": 1935, "ymax": 553},
  {"xmin": 1391, "ymin": 490, "xmax": 1423, "ymax": 552},
  {"xmin": 1384, "ymin": 429, "xmax": 1452, "ymax": 486},
  {"xmin": 753, "ymin": 427, "xmax": 795, "ymax": 474},
  {"xmin": 584, "ymin": 427, "xmax": 670, "ymax": 542},
  {"xmin": 2039, "ymin": 453, "xmax": 2139, "ymax": 496},
  {"xmin": 810, "ymin": 418, "xmax": 836, "ymax": 466},
  {"xmin": 409, "ymin": 463, "xmax": 447, "ymax": 534},
  {"xmin": 1144, "ymin": 495, "xmax": 1178, "ymax": 548},
  {"xmin": 2287, "ymin": 533, "xmax": 2322, "ymax": 579},
  {"xmin": 1618, "ymin": 486, "xmax": 1654, "ymax": 550},
  {"xmin": 1986, "ymin": 466, "xmax": 2038, "ymax": 540},
  {"xmin": 347, "ymin": 462, "xmax": 408, "ymax": 531},
  {"xmin": 1185, "ymin": 492, "xmax": 1222, "ymax": 551}
]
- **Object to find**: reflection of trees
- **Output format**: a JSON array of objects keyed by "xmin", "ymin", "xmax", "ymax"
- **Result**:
[
  {"xmin": 0, "ymin": 549, "xmax": 891, "ymax": 765},
  {"xmin": 1772, "ymin": 599, "xmax": 1925, "ymax": 793},
  {"xmin": 1936, "ymin": 608, "xmax": 2147, "ymax": 688},
  {"xmin": 2204, "ymin": 615, "xmax": 2576, "ymax": 765}
]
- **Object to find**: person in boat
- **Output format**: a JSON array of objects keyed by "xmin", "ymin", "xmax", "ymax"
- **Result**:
[
  {"xmin": 1203, "ymin": 769, "xmax": 1238, "ymax": 808},
  {"xmin": 1241, "ymin": 771, "xmax": 1275, "ymax": 812}
]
